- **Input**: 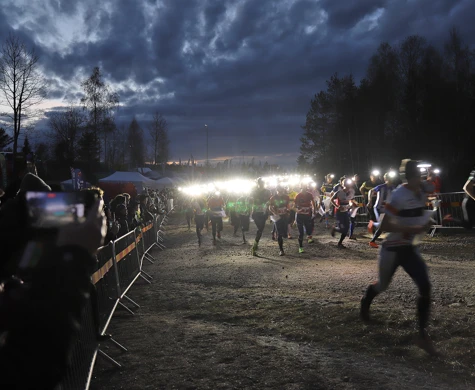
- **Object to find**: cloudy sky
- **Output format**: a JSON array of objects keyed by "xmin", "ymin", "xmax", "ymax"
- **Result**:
[{"xmin": 1, "ymin": 0, "xmax": 474, "ymax": 167}]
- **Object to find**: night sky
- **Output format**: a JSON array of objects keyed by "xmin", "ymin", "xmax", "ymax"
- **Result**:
[{"xmin": 1, "ymin": 0, "xmax": 474, "ymax": 167}]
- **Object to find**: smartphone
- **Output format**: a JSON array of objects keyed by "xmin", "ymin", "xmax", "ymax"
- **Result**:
[{"xmin": 25, "ymin": 191, "xmax": 96, "ymax": 229}]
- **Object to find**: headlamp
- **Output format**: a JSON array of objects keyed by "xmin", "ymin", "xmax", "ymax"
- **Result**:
[
  {"xmin": 388, "ymin": 171, "xmax": 396, "ymax": 178},
  {"xmin": 330, "ymin": 174, "xmax": 335, "ymax": 178},
  {"xmin": 371, "ymin": 170, "xmax": 380, "ymax": 176},
  {"xmin": 433, "ymin": 169, "xmax": 440, "ymax": 174}
]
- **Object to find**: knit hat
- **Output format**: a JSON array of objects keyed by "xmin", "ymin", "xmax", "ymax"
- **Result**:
[{"xmin": 18, "ymin": 173, "xmax": 52, "ymax": 193}]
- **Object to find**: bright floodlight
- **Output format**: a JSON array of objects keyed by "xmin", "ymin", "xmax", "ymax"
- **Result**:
[
  {"xmin": 388, "ymin": 171, "xmax": 397, "ymax": 178},
  {"xmin": 420, "ymin": 168, "xmax": 426, "ymax": 172},
  {"xmin": 372, "ymin": 169, "xmax": 380, "ymax": 176},
  {"xmin": 417, "ymin": 163, "xmax": 431, "ymax": 168}
]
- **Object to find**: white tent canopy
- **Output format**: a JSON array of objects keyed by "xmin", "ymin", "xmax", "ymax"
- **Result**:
[
  {"xmin": 137, "ymin": 167, "xmax": 152, "ymax": 174},
  {"xmin": 99, "ymin": 171, "xmax": 161, "ymax": 191},
  {"xmin": 154, "ymin": 176, "xmax": 175, "ymax": 189}
]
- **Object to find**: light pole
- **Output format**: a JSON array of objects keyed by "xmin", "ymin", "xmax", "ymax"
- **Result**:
[{"xmin": 205, "ymin": 124, "xmax": 208, "ymax": 170}]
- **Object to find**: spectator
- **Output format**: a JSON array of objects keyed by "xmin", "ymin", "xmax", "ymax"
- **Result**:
[
  {"xmin": 0, "ymin": 200, "xmax": 106, "ymax": 389},
  {"xmin": 116, "ymin": 203, "xmax": 129, "ymax": 237},
  {"xmin": 2, "ymin": 159, "xmax": 29, "ymax": 202},
  {"xmin": 138, "ymin": 194, "xmax": 154, "ymax": 223},
  {"xmin": 0, "ymin": 173, "xmax": 51, "ymax": 280},
  {"xmin": 83, "ymin": 187, "xmax": 119, "ymax": 243},
  {"xmin": 128, "ymin": 199, "xmax": 142, "ymax": 229}
]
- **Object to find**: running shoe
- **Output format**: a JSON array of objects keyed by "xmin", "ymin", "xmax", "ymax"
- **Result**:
[
  {"xmin": 251, "ymin": 244, "xmax": 258, "ymax": 256},
  {"xmin": 217, "ymin": 232, "xmax": 221, "ymax": 239},
  {"xmin": 213, "ymin": 239, "xmax": 217, "ymax": 246},
  {"xmin": 349, "ymin": 235, "xmax": 357, "ymax": 240},
  {"xmin": 287, "ymin": 234, "xmax": 293, "ymax": 239},
  {"xmin": 299, "ymin": 247, "xmax": 304, "ymax": 253},
  {"xmin": 337, "ymin": 243, "xmax": 346, "ymax": 249},
  {"xmin": 415, "ymin": 331, "xmax": 439, "ymax": 357},
  {"xmin": 367, "ymin": 220, "xmax": 374, "ymax": 234},
  {"xmin": 369, "ymin": 241, "xmax": 379, "ymax": 248},
  {"xmin": 308, "ymin": 238, "xmax": 314, "ymax": 244},
  {"xmin": 279, "ymin": 250, "xmax": 285, "ymax": 256},
  {"xmin": 330, "ymin": 227, "xmax": 336, "ymax": 237}
]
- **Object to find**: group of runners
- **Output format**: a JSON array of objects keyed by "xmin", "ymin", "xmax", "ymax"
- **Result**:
[
  {"xmin": 182, "ymin": 177, "xmax": 319, "ymax": 255},
  {"xmin": 179, "ymin": 159, "xmax": 475, "ymax": 356},
  {"xmin": 181, "ymin": 166, "xmax": 409, "ymax": 254}
]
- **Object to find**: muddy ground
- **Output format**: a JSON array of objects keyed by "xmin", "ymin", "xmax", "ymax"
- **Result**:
[{"xmin": 91, "ymin": 215, "xmax": 475, "ymax": 390}]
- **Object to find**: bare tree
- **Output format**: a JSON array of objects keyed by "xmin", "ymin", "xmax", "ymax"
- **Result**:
[
  {"xmin": 47, "ymin": 105, "xmax": 85, "ymax": 163},
  {"xmin": 148, "ymin": 111, "xmax": 169, "ymax": 165},
  {"xmin": 80, "ymin": 67, "xmax": 119, "ymax": 164},
  {"xmin": 0, "ymin": 33, "xmax": 46, "ymax": 160}
]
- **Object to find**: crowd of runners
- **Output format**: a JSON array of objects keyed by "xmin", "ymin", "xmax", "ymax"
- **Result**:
[
  {"xmin": 176, "ymin": 158, "xmax": 475, "ymax": 357},
  {"xmin": 178, "ymin": 160, "xmax": 449, "ymax": 254}
]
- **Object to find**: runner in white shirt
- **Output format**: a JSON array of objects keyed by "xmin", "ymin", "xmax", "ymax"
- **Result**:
[{"xmin": 360, "ymin": 159, "xmax": 438, "ymax": 356}]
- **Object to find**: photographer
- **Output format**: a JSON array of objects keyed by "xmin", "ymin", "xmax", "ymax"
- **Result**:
[
  {"xmin": 0, "ymin": 173, "xmax": 52, "ymax": 280},
  {"xmin": 0, "ymin": 180, "xmax": 106, "ymax": 389}
]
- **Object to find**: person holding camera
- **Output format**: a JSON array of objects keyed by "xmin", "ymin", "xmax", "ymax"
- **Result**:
[{"xmin": 0, "ymin": 173, "xmax": 107, "ymax": 389}]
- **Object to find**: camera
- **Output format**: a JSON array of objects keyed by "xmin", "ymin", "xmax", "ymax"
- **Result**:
[{"xmin": 23, "ymin": 191, "xmax": 97, "ymax": 232}]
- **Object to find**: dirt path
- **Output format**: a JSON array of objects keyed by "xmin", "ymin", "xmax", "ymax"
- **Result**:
[{"xmin": 91, "ymin": 217, "xmax": 475, "ymax": 390}]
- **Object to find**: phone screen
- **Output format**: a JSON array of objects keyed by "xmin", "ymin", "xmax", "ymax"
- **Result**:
[{"xmin": 25, "ymin": 191, "xmax": 88, "ymax": 228}]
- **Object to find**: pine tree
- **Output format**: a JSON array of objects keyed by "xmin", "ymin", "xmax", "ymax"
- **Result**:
[
  {"xmin": 78, "ymin": 131, "xmax": 101, "ymax": 163},
  {"xmin": 0, "ymin": 127, "xmax": 13, "ymax": 150},
  {"xmin": 22, "ymin": 135, "xmax": 32, "ymax": 157},
  {"xmin": 127, "ymin": 117, "xmax": 145, "ymax": 168}
]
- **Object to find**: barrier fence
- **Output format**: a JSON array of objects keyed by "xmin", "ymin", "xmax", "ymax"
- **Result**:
[
  {"xmin": 342, "ymin": 192, "xmax": 467, "ymax": 233},
  {"xmin": 56, "ymin": 191, "xmax": 468, "ymax": 389},
  {"xmin": 56, "ymin": 209, "xmax": 174, "ymax": 390}
]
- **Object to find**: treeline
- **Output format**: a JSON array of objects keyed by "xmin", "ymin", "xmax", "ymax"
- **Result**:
[
  {"xmin": 299, "ymin": 28, "xmax": 475, "ymax": 190},
  {"xmin": 45, "ymin": 67, "xmax": 170, "ymax": 175},
  {"xmin": 0, "ymin": 32, "xmax": 170, "ymax": 180}
]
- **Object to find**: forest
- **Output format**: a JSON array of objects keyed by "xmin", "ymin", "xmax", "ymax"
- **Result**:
[{"xmin": 299, "ymin": 28, "xmax": 474, "ymax": 190}]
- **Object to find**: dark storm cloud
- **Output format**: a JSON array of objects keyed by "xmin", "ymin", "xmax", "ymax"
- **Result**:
[
  {"xmin": 0, "ymin": 0, "xmax": 474, "ymax": 166},
  {"xmin": 321, "ymin": 0, "xmax": 387, "ymax": 30}
]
